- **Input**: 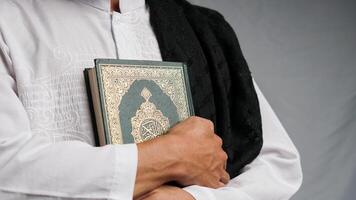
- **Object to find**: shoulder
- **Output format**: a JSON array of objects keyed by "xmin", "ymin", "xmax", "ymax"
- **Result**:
[
  {"xmin": 0, "ymin": 0, "xmax": 79, "ymax": 36},
  {"xmin": 0, "ymin": 0, "xmax": 20, "ymax": 17},
  {"xmin": 0, "ymin": 1, "xmax": 23, "ymax": 38},
  {"xmin": 191, "ymin": 4, "xmax": 226, "ymax": 23},
  {"xmin": 176, "ymin": 1, "xmax": 250, "ymax": 72},
  {"xmin": 173, "ymin": 0, "xmax": 229, "ymax": 25},
  {"xmin": 0, "ymin": 0, "xmax": 37, "ymax": 16},
  {"xmin": 0, "ymin": 0, "xmax": 36, "ymax": 28},
  {"xmin": 0, "ymin": 0, "xmax": 75, "ymax": 22},
  {"xmin": 175, "ymin": 1, "xmax": 239, "ymax": 47},
  {"xmin": 175, "ymin": 0, "xmax": 236, "ymax": 36}
]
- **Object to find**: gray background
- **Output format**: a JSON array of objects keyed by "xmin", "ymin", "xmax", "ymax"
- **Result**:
[{"xmin": 190, "ymin": 0, "xmax": 356, "ymax": 199}]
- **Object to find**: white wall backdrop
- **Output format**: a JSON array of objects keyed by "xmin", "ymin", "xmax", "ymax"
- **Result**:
[{"xmin": 190, "ymin": 0, "xmax": 356, "ymax": 199}]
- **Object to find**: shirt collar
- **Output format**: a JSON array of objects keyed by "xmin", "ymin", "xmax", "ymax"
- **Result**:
[{"xmin": 79, "ymin": 0, "xmax": 145, "ymax": 13}]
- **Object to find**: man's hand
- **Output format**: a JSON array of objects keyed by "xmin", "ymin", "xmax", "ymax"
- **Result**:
[
  {"xmin": 133, "ymin": 116, "xmax": 229, "ymax": 198},
  {"xmin": 136, "ymin": 185, "xmax": 195, "ymax": 200},
  {"xmin": 167, "ymin": 116, "xmax": 230, "ymax": 188}
]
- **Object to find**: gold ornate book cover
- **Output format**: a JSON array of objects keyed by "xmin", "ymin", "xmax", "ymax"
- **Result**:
[{"xmin": 84, "ymin": 59, "xmax": 194, "ymax": 145}]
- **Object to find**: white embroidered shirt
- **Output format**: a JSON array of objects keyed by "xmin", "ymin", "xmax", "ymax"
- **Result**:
[{"xmin": 0, "ymin": 0, "xmax": 302, "ymax": 199}]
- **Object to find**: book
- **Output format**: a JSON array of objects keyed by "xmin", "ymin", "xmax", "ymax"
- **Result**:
[{"xmin": 84, "ymin": 59, "xmax": 194, "ymax": 145}]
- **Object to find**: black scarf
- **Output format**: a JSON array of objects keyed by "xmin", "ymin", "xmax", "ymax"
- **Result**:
[{"xmin": 147, "ymin": 0, "xmax": 263, "ymax": 178}]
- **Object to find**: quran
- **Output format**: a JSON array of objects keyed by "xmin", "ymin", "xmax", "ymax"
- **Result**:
[{"xmin": 84, "ymin": 59, "xmax": 194, "ymax": 145}]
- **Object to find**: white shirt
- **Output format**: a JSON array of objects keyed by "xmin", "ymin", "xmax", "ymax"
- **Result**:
[{"xmin": 0, "ymin": 0, "xmax": 302, "ymax": 199}]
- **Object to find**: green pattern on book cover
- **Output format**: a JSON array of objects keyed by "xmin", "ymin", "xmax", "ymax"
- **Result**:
[{"xmin": 94, "ymin": 59, "xmax": 194, "ymax": 144}]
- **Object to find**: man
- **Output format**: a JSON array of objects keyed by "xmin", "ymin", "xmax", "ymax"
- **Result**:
[{"xmin": 0, "ymin": 0, "xmax": 302, "ymax": 199}]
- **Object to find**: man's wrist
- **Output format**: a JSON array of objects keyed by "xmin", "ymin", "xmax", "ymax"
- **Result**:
[
  {"xmin": 155, "ymin": 134, "xmax": 186, "ymax": 181},
  {"xmin": 135, "ymin": 134, "xmax": 183, "ymax": 186}
]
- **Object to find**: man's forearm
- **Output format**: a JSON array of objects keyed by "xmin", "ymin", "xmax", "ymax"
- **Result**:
[{"xmin": 133, "ymin": 135, "xmax": 181, "ymax": 198}]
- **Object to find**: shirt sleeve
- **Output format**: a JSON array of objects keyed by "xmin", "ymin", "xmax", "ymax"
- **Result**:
[
  {"xmin": 183, "ymin": 79, "xmax": 303, "ymax": 200},
  {"xmin": 0, "ymin": 32, "xmax": 137, "ymax": 200}
]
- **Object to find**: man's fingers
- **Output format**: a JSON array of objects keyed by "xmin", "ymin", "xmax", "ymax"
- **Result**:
[
  {"xmin": 218, "ymin": 181, "xmax": 225, "ymax": 188},
  {"xmin": 220, "ymin": 170, "xmax": 230, "ymax": 184},
  {"xmin": 214, "ymin": 134, "xmax": 223, "ymax": 146}
]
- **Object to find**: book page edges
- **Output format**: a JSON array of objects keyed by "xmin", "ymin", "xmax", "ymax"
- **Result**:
[{"xmin": 88, "ymin": 69, "xmax": 107, "ymax": 146}]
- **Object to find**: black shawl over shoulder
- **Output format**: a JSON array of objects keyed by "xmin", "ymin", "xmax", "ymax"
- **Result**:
[{"xmin": 147, "ymin": 0, "xmax": 263, "ymax": 178}]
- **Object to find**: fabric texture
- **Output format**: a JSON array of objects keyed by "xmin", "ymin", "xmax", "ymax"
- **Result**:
[
  {"xmin": 0, "ymin": 1, "xmax": 138, "ymax": 199},
  {"xmin": 147, "ymin": 0, "xmax": 263, "ymax": 177}
]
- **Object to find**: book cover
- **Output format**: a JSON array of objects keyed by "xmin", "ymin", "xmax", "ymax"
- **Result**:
[{"xmin": 85, "ymin": 59, "xmax": 194, "ymax": 145}]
